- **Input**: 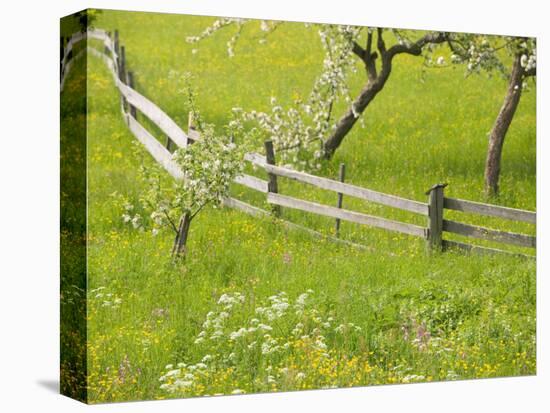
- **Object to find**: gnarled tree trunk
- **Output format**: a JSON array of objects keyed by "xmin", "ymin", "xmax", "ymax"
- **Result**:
[
  {"xmin": 322, "ymin": 30, "xmax": 448, "ymax": 159},
  {"xmin": 484, "ymin": 54, "xmax": 525, "ymax": 196},
  {"xmin": 323, "ymin": 73, "xmax": 388, "ymax": 158}
]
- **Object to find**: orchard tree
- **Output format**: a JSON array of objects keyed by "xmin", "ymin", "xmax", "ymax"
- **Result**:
[
  {"xmin": 446, "ymin": 35, "xmax": 536, "ymax": 196},
  {"xmin": 122, "ymin": 115, "xmax": 245, "ymax": 257},
  {"xmin": 187, "ymin": 19, "xmax": 449, "ymax": 168}
]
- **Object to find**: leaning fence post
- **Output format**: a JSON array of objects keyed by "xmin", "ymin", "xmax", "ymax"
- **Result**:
[
  {"xmin": 335, "ymin": 163, "xmax": 346, "ymax": 237},
  {"xmin": 426, "ymin": 183, "xmax": 447, "ymax": 252},
  {"xmin": 264, "ymin": 140, "xmax": 281, "ymax": 217},
  {"xmin": 127, "ymin": 71, "xmax": 137, "ymax": 119}
]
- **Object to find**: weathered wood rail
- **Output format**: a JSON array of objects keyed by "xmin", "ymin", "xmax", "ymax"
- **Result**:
[
  {"xmin": 444, "ymin": 197, "xmax": 536, "ymax": 224},
  {"xmin": 267, "ymin": 193, "xmax": 426, "ymax": 238},
  {"xmin": 61, "ymin": 28, "xmax": 537, "ymax": 259}
]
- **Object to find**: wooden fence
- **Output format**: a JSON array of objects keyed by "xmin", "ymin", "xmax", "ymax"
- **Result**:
[{"xmin": 61, "ymin": 29, "xmax": 537, "ymax": 259}]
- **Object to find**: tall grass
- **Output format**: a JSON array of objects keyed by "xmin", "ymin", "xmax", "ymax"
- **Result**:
[{"xmin": 63, "ymin": 10, "xmax": 538, "ymax": 403}]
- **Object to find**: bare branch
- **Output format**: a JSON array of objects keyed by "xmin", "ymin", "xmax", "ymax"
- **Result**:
[
  {"xmin": 351, "ymin": 41, "xmax": 365, "ymax": 60},
  {"xmin": 162, "ymin": 209, "xmax": 179, "ymax": 233},
  {"xmin": 366, "ymin": 31, "xmax": 373, "ymax": 57},
  {"xmin": 376, "ymin": 28, "xmax": 386, "ymax": 55},
  {"xmin": 353, "ymin": 34, "xmax": 377, "ymax": 80},
  {"xmin": 364, "ymin": 32, "xmax": 378, "ymax": 80},
  {"xmin": 190, "ymin": 203, "xmax": 206, "ymax": 220},
  {"xmin": 387, "ymin": 31, "xmax": 448, "ymax": 58}
]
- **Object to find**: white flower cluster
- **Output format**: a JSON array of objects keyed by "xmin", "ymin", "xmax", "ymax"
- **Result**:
[
  {"xmin": 90, "ymin": 286, "xmax": 122, "ymax": 309},
  {"xmin": 186, "ymin": 18, "xmax": 282, "ymax": 56},
  {"xmin": 231, "ymin": 24, "xmax": 362, "ymax": 170},
  {"xmin": 60, "ymin": 284, "xmax": 85, "ymax": 306},
  {"xmin": 520, "ymin": 49, "xmax": 536, "ymax": 73},
  {"xmin": 127, "ymin": 106, "xmax": 245, "ymax": 238},
  {"xmin": 187, "ymin": 20, "xmax": 363, "ymax": 170},
  {"xmin": 158, "ymin": 289, "xmax": 364, "ymax": 395},
  {"xmin": 228, "ymin": 26, "xmax": 363, "ymax": 170},
  {"xmin": 173, "ymin": 125, "xmax": 244, "ymax": 213},
  {"xmin": 334, "ymin": 322, "xmax": 362, "ymax": 334},
  {"xmin": 185, "ymin": 17, "xmax": 244, "ymax": 47},
  {"xmin": 121, "ymin": 202, "xmax": 143, "ymax": 230},
  {"xmin": 448, "ymin": 35, "xmax": 536, "ymax": 80},
  {"xmin": 465, "ymin": 40, "xmax": 503, "ymax": 73}
]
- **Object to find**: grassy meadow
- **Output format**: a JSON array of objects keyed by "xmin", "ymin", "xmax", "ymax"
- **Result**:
[{"xmin": 62, "ymin": 10, "xmax": 535, "ymax": 403}]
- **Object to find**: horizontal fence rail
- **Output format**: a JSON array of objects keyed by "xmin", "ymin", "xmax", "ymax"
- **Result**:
[
  {"xmin": 267, "ymin": 193, "xmax": 427, "ymax": 238},
  {"xmin": 246, "ymin": 154, "xmax": 429, "ymax": 216},
  {"xmin": 86, "ymin": 33, "xmax": 190, "ymax": 148},
  {"xmin": 234, "ymin": 174, "xmax": 269, "ymax": 193},
  {"xmin": 442, "ymin": 219, "xmax": 536, "ymax": 248},
  {"xmin": 444, "ymin": 197, "xmax": 536, "ymax": 224},
  {"xmin": 61, "ymin": 31, "xmax": 86, "ymax": 75},
  {"xmin": 118, "ymin": 82, "xmax": 189, "ymax": 148},
  {"xmin": 441, "ymin": 240, "xmax": 531, "ymax": 258},
  {"xmin": 125, "ymin": 113, "xmax": 185, "ymax": 181},
  {"xmin": 61, "ymin": 28, "xmax": 537, "ymax": 259},
  {"xmin": 60, "ymin": 48, "xmax": 86, "ymax": 91}
]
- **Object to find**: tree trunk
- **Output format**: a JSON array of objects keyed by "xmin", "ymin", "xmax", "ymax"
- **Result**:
[
  {"xmin": 172, "ymin": 212, "xmax": 192, "ymax": 257},
  {"xmin": 322, "ymin": 31, "xmax": 448, "ymax": 160},
  {"xmin": 323, "ymin": 69, "xmax": 390, "ymax": 159},
  {"xmin": 484, "ymin": 54, "xmax": 525, "ymax": 196}
]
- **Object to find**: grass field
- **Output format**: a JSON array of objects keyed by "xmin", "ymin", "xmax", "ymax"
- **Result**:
[{"xmin": 61, "ymin": 10, "xmax": 535, "ymax": 403}]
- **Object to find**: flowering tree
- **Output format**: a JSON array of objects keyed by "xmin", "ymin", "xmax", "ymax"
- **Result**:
[
  {"xmin": 187, "ymin": 19, "xmax": 449, "ymax": 168},
  {"xmin": 446, "ymin": 35, "xmax": 536, "ymax": 195},
  {"xmin": 123, "ymin": 119, "xmax": 245, "ymax": 257}
]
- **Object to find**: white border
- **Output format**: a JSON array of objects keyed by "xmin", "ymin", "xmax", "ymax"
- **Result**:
[{"xmin": 0, "ymin": 1, "xmax": 547, "ymax": 412}]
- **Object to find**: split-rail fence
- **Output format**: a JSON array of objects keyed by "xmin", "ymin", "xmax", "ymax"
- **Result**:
[{"xmin": 60, "ymin": 28, "xmax": 537, "ymax": 259}]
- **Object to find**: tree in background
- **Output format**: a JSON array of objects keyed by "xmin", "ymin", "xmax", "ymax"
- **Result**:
[
  {"xmin": 446, "ymin": 35, "xmax": 536, "ymax": 196},
  {"xmin": 188, "ymin": 20, "xmax": 536, "ymax": 196},
  {"xmin": 187, "ymin": 20, "xmax": 449, "ymax": 169}
]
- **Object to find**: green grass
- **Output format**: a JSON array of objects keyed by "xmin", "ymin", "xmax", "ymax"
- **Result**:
[{"xmin": 63, "ymin": 9, "xmax": 535, "ymax": 403}]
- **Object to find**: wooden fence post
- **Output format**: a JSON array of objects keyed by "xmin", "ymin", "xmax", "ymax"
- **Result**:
[
  {"xmin": 335, "ymin": 163, "xmax": 346, "ymax": 237},
  {"xmin": 426, "ymin": 183, "xmax": 447, "ymax": 252},
  {"xmin": 104, "ymin": 31, "xmax": 111, "ymax": 55},
  {"xmin": 264, "ymin": 140, "xmax": 281, "ymax": 217},
  {"xmin": 119, "ymin": 46, "xmax": 126, "ymax": 79},
  {"xmin": 119, "ymin": 45, "xmax": 128, "ymax": 111},
  {"xmin": 127, "ymin": 71, "xmax": 137, "ymax": 119},
  {"xmin": 114, "ymin": 30, "xmax": 120, "ymax": 63}
]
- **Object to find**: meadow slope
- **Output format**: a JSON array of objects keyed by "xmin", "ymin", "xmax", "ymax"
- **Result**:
[{"xmin": 70, "ymin": 10, "xmax": 537, "ymax": 403}]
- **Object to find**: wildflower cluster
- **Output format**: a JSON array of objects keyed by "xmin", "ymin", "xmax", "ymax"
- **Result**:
[
  {"xmin": 158, "ymin": 290, "xmax": 368, "ymax": 395},
  {"xmin": 60, "ymin": 284, "xmax": 85, "ymax": 306},
  {"xmin": 121, "ymin": 201, "xmax": 143, "ymax": 231},
  {"xmin": 90, "ymin": 286, "xmax": 123, "ymax": 309}
]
